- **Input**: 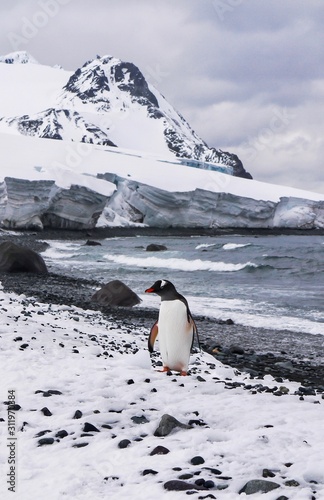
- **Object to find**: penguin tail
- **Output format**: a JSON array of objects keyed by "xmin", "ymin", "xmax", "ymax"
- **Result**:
[{"xmin": 148, "ymin": 321, "xmax": 159, "ymax": 353}]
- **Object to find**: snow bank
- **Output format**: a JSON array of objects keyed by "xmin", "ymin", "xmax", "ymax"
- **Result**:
[
  {"xmin": 0, "ymin": 133, "xmax": 323, "ymax": 229},
  {"xmin": 0, "ymin": 287, "xmax": 323, "ymax": 499}
]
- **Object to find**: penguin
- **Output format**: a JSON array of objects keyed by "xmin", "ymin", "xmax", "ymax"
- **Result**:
[{"xmin": 145, "ymin": 279, "xmax": 198, "ymax": 376}]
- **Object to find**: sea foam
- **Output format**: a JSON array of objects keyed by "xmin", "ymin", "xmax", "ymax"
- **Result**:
[{"xmin": 104, "ymin": 254, "xmax": 257, "ymax": 272}]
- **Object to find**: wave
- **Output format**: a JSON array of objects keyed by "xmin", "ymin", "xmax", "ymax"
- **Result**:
[
  {"xmin": 195, "ymin": 243, "xmax": 218, "ymax": 250},
  {"xmin": 262, "ymin": 254, "xmax": 300, "ymax": 261},
  {"xmin": 42, "ymin": 241, "xmax": 83, "ymax": 260},
  {"xmin": 222, "ymin": 243, "xmax": 252, "ymax": 250},
  {"xmin": 104, "ymin": 254, "xmax": 258, "ymax": 272}
]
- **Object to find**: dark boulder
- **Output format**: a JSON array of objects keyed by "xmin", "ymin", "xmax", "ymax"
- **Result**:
[
  {"xmin": 0, "ymin": 241, "xmax": 48, "ymax": 274},
  {"xmin": 84, "ymin": 240, "xmax": 102, "ymax": 246},
  {"xmin": 91, "ymin": 280, "xmax": 141, "ymax": 307},
  {"xmin": 239, "ymin": 479, "xmax": 280, "ymax": 495},
  {"xmin": 164, "ymin": 480, "xmax": 207, "ymax": 491},
  {"xmin": 154, "ymin": 414, "xmax": 192, "ymax": 437},
  {"xmin": 146, "ymin": 244, "xmax": 167, "ymax": 251}
]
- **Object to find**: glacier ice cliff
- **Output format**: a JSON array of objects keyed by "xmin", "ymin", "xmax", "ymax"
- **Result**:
[
  {"xmin": 0, "ymin": 177, "xmax": 109, "ymax": 230},
  {"xmin": 99, "ymin": 175, "xmax": 324, "ymax": 229},
  {"xmin": 1, "ymin": 174, "xmax": 323, "ymax": 230}
]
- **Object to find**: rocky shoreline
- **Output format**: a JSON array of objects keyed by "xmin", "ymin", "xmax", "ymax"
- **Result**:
[{"xmin": 1, "ymin": 228, "xmax": 324, "ymax": 392}]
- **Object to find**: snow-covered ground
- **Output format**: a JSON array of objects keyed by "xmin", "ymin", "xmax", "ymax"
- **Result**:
[
  {"xmin": 1, "ymin": 132, "xmax": 324, "ymax": 203},
  {"xmin": 0, "ymin": 285, "xmax": 323, "ymax": 499}
]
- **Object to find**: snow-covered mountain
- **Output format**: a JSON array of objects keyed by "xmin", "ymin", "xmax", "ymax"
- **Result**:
[
  {"xmin": 0, "ymin": 51, "xmax": 323, "ymax": 230},
  {"xmin": 0, "ymin": 51, "xmax": 250, "ymax": 178}
]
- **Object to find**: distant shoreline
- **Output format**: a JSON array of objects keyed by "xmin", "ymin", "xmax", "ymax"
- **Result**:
[{"xmin": 2, "ymin": 226, "xmax": 324, "ymax": 243}]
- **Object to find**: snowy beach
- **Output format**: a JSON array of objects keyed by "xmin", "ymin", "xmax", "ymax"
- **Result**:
[{"xmin": 1, "ymin": 275, "xmax": 324, "ymax": 499}]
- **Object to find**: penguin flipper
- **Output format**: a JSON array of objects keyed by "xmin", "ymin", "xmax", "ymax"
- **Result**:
[
  {"xmin": 189, "ymin": 315, "xmax": 200, "ymax": 350},
  {"xmin": 148, "ymin": 321, "xmax": 158, "ymax": 353}
]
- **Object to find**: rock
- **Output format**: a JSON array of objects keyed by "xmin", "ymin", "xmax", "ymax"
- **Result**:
[
  {"xmin": 284, "ymin": 479, "xmax": 300, "ymax": 487},
  {"xmin": 83, "ymin": 422, "xmax": 100, "ymax": 433},
  {"xmin": 35, "ymin": 430, "xmax": 51, "ymax": 438},
  {"xmin": 131, "ymin": 415, "xmax": 149, "ymax": 425},
  {"xmin": 150, "ymin": 445, "xmax": 170, "ymax": 456},
  {"xmin": 297, "ymin": 386, "xmax": 316, "ymax": 396},
  {"xmin": 55, "ymin": 430, "xmax": 68, "ymax": 439},
  {"xmin": 146, "ymin": 244, "xmax": 167, "ymax": 251},
  {"xmin": 262, "ymin": 468, "xmax": 276, "ymax": 478},
  {"xmin": 0, "ymin": 241, "xmax": 48, "ymax": 274},
  {"xmin": 203, "ymin": 467, "xmax": 222, "ymax": 475},
  {"xmin": 191, "ymin": 456, "xmax": 205, "ymax": 465},
  {"xmin": 84, "ymin": 240, "xmax": 101, "ymax": 246},
  {"xmin": 154, "ymin": 414, "xmax": 192, "ymax": 437},
  {"xmin": 230, "ymin": 344, "xmax": 244, "ymax": 355},
  {"xmin": 118, "ymin": 439, "xmax": 131, "ymax": 449},
  {"xmin": 239, "ymin": 479, "xmax": 280, "ymax": 495},
  {"xmin": 91, "ymin": 280, "xmax": 141, "ymax": 307},
  {"xmin": 72, "ymin": 442, "xmax": 89, "ymax": 448},
  {"xmin": 275, "ymin": 360, "xmax": 295, "ymax": 371},
  {"xmin": 188, "ymin": 419, "xmax": 208, "ymax": 427},
  {"xmin": 38, "ymin": 438, "xmax": 54, "ymax": 446},
  {"xmin": 41, "ymin": 407, "xmax": 52, "ymax": 416},
  {"xmin": 164, "ymin": 480, "xmax": 206, "ymax": 491},
  {"xmin": 142, "ymin": 469, "xmax": 158, "ymax": 476},
  {"xmin": 8, "ymin": 404, "xmax": 21, "ymax": 411},
  {"xmin": 73, "ymin": 410, "xmax": 82, "ymax": 419}
]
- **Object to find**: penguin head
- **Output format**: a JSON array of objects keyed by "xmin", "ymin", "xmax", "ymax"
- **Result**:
[{"xmin": 145, "ymin": 279, "xmax": 176, "ymax": 298}]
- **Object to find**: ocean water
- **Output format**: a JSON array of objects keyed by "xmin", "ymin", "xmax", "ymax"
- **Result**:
[{"xmin": 41, "ymin": 234, "xmax": 324, "ymax": 337}]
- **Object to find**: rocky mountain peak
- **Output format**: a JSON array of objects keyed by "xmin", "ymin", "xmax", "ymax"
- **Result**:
[
  {"xmin": 61, "ymin": 55, "xmax": 159, "ymax": 113},
  {"xmin": 0, "ymin": 51, "xmax": 38, "ymax": 64},
  {"xmin": 0, "ymin": 51, "xmax": 251, "ymax": 178}
]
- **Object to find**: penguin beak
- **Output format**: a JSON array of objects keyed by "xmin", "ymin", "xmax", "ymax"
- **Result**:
[{"xmin": 145, "ymin": 287, "xmax": 155, "ymax": 293}]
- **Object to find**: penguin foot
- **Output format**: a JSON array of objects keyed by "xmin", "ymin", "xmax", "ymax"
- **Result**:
[
  {"xmin": 179, "ymin": 370, "xmax": 188, "ymax": 376},
  {"xmin": 158, "ymin": 366, "xmax": 170, "ymax": 373}
]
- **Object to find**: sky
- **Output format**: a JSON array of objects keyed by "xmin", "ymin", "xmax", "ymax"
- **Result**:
[{"xmin": 0, "ymin": 0, "xmax": 323, "ymax": 194}]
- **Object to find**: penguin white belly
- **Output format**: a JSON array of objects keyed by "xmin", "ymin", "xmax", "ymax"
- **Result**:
[{"xmin": 158, "ymin": 300, "xmax": 193, "ymax": 372}]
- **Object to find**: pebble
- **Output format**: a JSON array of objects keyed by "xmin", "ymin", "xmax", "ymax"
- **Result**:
[
  {"xmin": 38, "ymin": 437, "xmax": 54, "ymax": 446},
  {"xmin": 142, "ymin": 469, "xmax": 158, "ymax": 476},
  {"xmin": 297, "ymin": 386, "xmax": 316, "ymax": 396},
  {"xmin": 73, "ymin": 410, "xmax": 82, "ymax": 419},
  {"xmin": 41, "ymin": 407, "xmax": 52, "ymax": 416},
  {"xmin": 83, "ymin": 422, "xmax": 100, "ymax": 433},
  {"xmin": 55, "ymin": 430, "xmax": 68, "ymax": 438},
  {"xmin": 203, "ymin": 467, "xmax": 222, "ymax": 475},
  {"xmin": 191, "ymin": 456, "xmax": 205, "ymax": 465},
  {"xmin": 118, "ymin": 439, "xmax": 131, "ymax": 449},
  {"xmin": 72, "ymin": 442, "xmax": 89, "ymax": 448},
  {"xmin": 150, "ymin": 445, "xmax": 170, "ymax": 456},
  {"xmin": 164, "ymin": 480, "xmax": 206, "ymax": 491},
  {"xmin": 35, "ymin": 430, "xmax": 51, "ymax": 438},
  {"xmin": 131, "ymin": 415, "xmax": 149, "ymax": 424},
  {"xmin": 262, "ymin": 468, "xmax": 276, "ymax": 478},
  {"xmin": 8, "ymin": 404, "xmax": 21, "ymax": 411},
  {"xmin": 284, "ymin": 479, "xmax": 300, "ymax": 487}
]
